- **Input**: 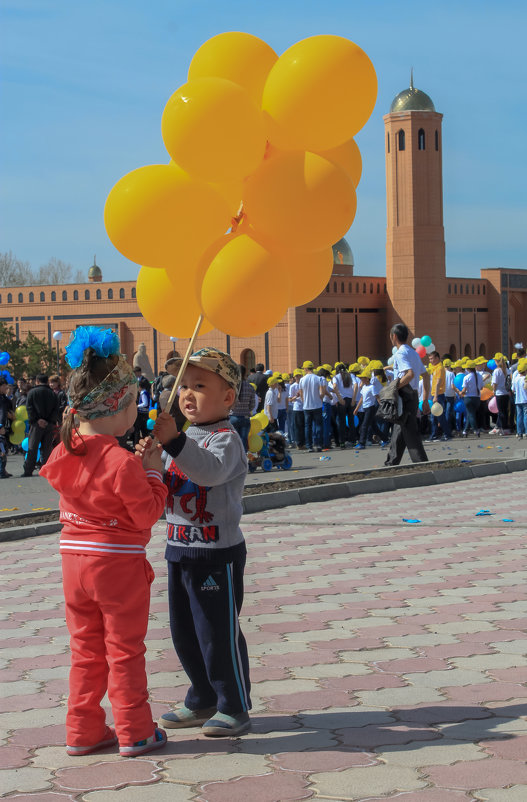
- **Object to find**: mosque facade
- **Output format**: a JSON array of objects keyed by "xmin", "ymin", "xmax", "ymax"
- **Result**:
[{"xmin": 1, "ymin": 82, "xmax": 526, "ymax": 374}]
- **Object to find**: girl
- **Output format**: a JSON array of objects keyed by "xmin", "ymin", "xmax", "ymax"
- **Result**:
[
  {"xmin": 332, "ymin": 363, "xmax": 357, "ymax": 447},
  {"xmin": 458, "ymin": 359, "xmax": 481, "ymax": 437},
  {"xmin": 40, "ymin": 327, "xmax": 168, "ymax": 758},
  {"xmin": 491, "ymin": 355, "xmax": 511, "ymax": 435}
]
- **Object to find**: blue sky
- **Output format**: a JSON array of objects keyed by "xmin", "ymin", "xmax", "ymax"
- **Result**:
[{"xmin": 1, "ymin": 0, "xmax": 526, "ymax": 281}]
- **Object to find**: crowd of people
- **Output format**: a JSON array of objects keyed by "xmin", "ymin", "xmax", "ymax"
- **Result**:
[{"xmin": 2, "ymin": 339, "xmax": 525, "ymax": 480}]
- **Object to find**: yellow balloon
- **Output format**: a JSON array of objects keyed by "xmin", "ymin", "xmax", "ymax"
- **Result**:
[
  {"xmin": 11, "ymin": 420, "xmax": 25, "ymax": 436},
  {"xmin": 248, "ymin": 432, "xmax": 264, "ymax": 453},
  {"xmin": 244, "ymin": 150, "xmax": 356, "ymax": 252},
  {"xmin": 249, "ymin": 416, "xmax": 262, "ymax": 435},
  {"xmin": 253, "ymin": 410, "xmax": 269, "ymax": 430},
  {"xmin": 262, "ymin": 35, "xmax": 377, "ymax": 151},
  {"xmin": 9, "ymin": 430, "xmax": 24, "ymax": 445},
  {"xmin": 15, "ymin": 405, "xmax": 28, "ymax": 421},
  {"xmin": 200, "ymin": 234, "xmax": 289, "ymax": 337},
  {"xmin": 284, "ymin": 248, "xmax": 334, "ymax": 307},
  {"xmin": 161, "ymin": 77, "xmax": 267, "ymax": 183},
  {"xmin": 148, "ymin": 409, "xmax": 158, "ymax": 421},
  {"xmin": 104, "ymin": 163, "xmax": 230, "ymax": 270},
  {"xmin": 209, "ymin": 180, "xmax": 244, "ymax": 218},
  {"xmin": 188, "ymin": 32, "xmax": 278, "ymax": 106},
  {"xmin": 317, "ymin": 138, "xmax": 362, "ymax": 188},
  {"xmin": 136, "ymin": 266, "xmax": 214, "ymax": 338}
]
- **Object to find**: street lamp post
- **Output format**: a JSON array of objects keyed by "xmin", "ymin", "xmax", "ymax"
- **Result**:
[
  {"xmin": 52, "ymin": 331, "xmax": 62, "ymax": 374},
  {"xmin": 169, "ymin": 336, "xmax": 177, "ymax": 359}
]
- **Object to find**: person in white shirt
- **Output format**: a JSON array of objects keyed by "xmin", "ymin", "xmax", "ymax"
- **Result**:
[
  {"xmin": 458, "ymin": 360, "xmax": 482, "ymax": 437},
  {"xmin": 384, "ymin": 323, "xmax": 430, "ymax": 466},
  {"xmin": 299, "ymin": 361, "xmax": 325, "ymax": 452},
  {"xmin": 491, "ymin": 355, "xmax": 511, "ymax": 434},
  {"xmin": 264, "ymin": 377, "xmax": 280, "ymax": 431},
  {"xmin": 288, "ymin": 371, "xmax": 304, "ymax": 448},
  {"xmin": 443, "ymin": 359, "xmax": 456, "ymax": 434},
  {"xmin": 512, "ymin": 359, "xmax": 527, "ymax": 438},
  {"xmin": 332, "ymin": 363, "xmax": 357, "ymax": 447},
  {"xmin": 353, "ymin": 373, "xmax": 386, "ymax": 449}
]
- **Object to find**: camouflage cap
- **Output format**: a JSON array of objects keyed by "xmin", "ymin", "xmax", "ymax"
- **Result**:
[{"xmin": 165, "ymin": 347, "xmax": 241, "ymax": 394}]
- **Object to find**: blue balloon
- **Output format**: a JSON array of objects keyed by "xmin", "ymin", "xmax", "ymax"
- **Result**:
[
  {"xmin": 487, "ymin": 359, "xmax": 496, "ymax": 371},
  {"xmin": 419, "ymin": 400, "xmax": 424, "ymax": 411},
  {"xmin": 21, "ymin": 437, "xmax": 29, "ymax": 452},
  {"xmin": 354, "ymin": 415, "xmax": 359, "ymax": 427},
  {"xmin": 454, "ymin": 374, "xmax": 465, "ymax": 391},
  {"xmin": 0, "ymin": 351, "xmax": 10, "ymax": 366},
  {"xmin": 455, "ymin": 400, "xmax": 465, "ymax": 414},
  {"xmin": 420, "ymin": 335, "xmax": 432, "ymax": 347},
  {"xmin": 146, "ymin": 418, "xmax": 155, "ymax": 430}
]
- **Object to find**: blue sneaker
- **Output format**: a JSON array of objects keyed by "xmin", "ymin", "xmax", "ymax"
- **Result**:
[
  {"xmin": 202, "ymin": 711, "xmax": 251, "ymax": 737},
  {"xmin": 119, "ymin": 727, "xmax": 167, "ymax": 758},
  {"xmin": 355, "ymin": 443, "xmax": 365, "ymax": 450}
]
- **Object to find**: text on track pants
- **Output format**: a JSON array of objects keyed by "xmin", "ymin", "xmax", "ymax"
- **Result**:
[
  {"xmin": 62, "ymin": 553, "xmax": 156, "ymax": 747},
  {"xmin": 167, "ymin": 556, "xmax": 251, "ymax": 715}
]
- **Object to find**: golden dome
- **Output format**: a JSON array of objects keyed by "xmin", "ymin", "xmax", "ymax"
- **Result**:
[{"xmin": 390, "ymin": 73, "xmax": 435, "ymax": 113}]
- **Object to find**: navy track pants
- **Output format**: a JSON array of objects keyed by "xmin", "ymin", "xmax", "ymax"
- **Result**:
[{"xmin": 167, "ymin": 557, "xmax": 251, "ymax": 715}]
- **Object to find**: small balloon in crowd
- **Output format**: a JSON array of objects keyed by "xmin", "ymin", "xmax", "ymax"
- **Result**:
[
  {"xmin": 420, "ymin": 335, "xmax": 432, "ymax": 347},
  {"xmin": 0, "ymin": 352, "xmax": 10, "ymax": 365},
  {"xmin": 488, "ymin": 396, "xmax": 498, "ymax": 414},
  {"xmin": 454, "ymin": 374, "xmax": 465, "ymax": 391},
  {"xmin": 454, "ymin": 400, "xmax": 465, "ymax": 414},
  {"xmin": 416, "ymin": 345, "xmax": 427, "ymax": 358},
  {"xmin": 148, "ymin": 409, "xmax": 158, "ymax": 421},
  {"xmin": 146, "ymin": 418, "xmax": 155, "ymax": 431},
  {"xmin": 487, "ymin": 359, "xmax": 497, "ymax": 371},
  {"xmin": 411, "ymin": 338, "xmax": 421, "ymax": 349},
  {"xmin": 431, "ymin": 401, "xmax": 443, "ymax": 417}
]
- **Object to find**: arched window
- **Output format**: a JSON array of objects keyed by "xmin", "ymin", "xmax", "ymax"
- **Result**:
[
  {"xmin": 62, "ymin": 290, "xmax": 67, "ymax": 301},
  {"xmin": 398, "ymin": 129, "xmax": 405, "ymax": 151},
  {"xmin": 418, "ymin": 128, "xmax": 425, "ymax": 150},
  {"xmin": 131, "ymin": 287, "xmax": 136, "ymax": 299},
  {"xmin": 448, "ymin": 284, "xmax": 451, "ymax": 294},
  {"xmin": 29, "ymin": 292, "xmax": 34, "ymax": 302},
  {"xmin": 51, "ymin": 291, "xmax": 56, "ymax": 301},
  {"xmin": 369, "ymin": 283, "xmax": 373, "ymax": 294},
  {"xmin": 362, "ymin": 283, "xmax": 366, "ymax": 293},
  {"xmin": 240, "ymin": 348, "xmax": 256, "ymax": 374},
  {"xmin": 356, "ymin": 282, "xmax": 359, "ymax": 293},
  {"xmin": 325, "ymin": 284, "xmax": 329, "ymax": 293},
  {"xmin": 464, "ymin": 344, "xmax": 472, "ymax": 357},
  {"xmin": 472, "ymin": 285, "xmax": 474, "ymax": 294},
  {"xmin": 333, "ymin": 282, "xmax": 337, "ymax": 292},
  {"xmin": 449, "ymin": 344, "xmax": 457, "ymax": 360},
  {"xmin": 435, "ymin": 130, "xmax": 439, "ymax": 151},
  {"xmin": 377, "ymin": 283, "xmax": 380, "ymax": 294},
  {"xmin": 387, "ymin": 133, "xmax": 390, "ymax": 153},
  {"xmin": 466, "ymin": 285, "xmax": 469, "ymax": 294},
  {"xmin": 108, "ymin": 288, "xmax": 113, "ymax": 299},
  {"xmin": 119, "ymin": 288, "xmax": 125, "ymax": 299},
  {"xmin": 384, "ymin": 284, "xmax": 387, "ymax": 293},
  {"xmin": 18, "ymin": 292, "xmax": 23, "ymax": 303},
  {"xmin": 40, "ymin": 291, "xmax": 45, "ymax": 302},
  {"xmin": 348, "ymin": 283, "xmax": 351, "ymax": 293},
  {"xmin": 73, "ymin": 290, "xmax": 79, "ymax": 300},
  {"xmin": 483, "ymin": 285, "xmax": 486, "ymax": 295},
  {"xmin": 454, "ymin": 285, "xmax": 457, "ymax": 294},
  {"xmin": 85, "ymin": 289, "xmax": 90, "ymax": 300},
  {"xmin": 7, "ymin": 293, "xmax": 12, "ymax": 303},
  {"xmin": 460, "ymin": 285, "xmax": 463, "ymax": 294},
  {"xmin": 479, "ymin": 342, "xmax": 486, "ymax": 356},
  {"xmin": 477, "ymin": 285, "xmax": 480, "ymax": 295},
  {"xmin": 96, "ymin": 289, "xmax": 101, "ymax": 300}
]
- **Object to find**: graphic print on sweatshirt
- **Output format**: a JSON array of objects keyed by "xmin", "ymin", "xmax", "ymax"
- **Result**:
[{"xmin": 164, "ymin": 461, "xmax": 218, "ymax": 545}]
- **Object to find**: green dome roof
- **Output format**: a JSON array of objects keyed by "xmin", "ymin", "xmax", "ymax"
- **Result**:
[
  {"xmin": 88, "ymin": 256, "xmax": 102, "ymax": 279},
  {"xmin": 390, "ymin": 74, "xmax": 435, "ymax": 113},
  {"xmin": 332, "ymin": 238, "xmax": 354, "ymax": 267}
]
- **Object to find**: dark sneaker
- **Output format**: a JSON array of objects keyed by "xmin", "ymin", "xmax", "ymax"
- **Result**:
[
  {"xmin": 67, "ymin": 727, "xmax": 117, "ymax": 756},
  {"xmin": 119, "ymin": 727, "xmax": 167, "ymax": 758},
  {"xmin": 160, "ymin": 705, "xmax": 217, "ymax": 729},
  {"xmin": 202, "ymin": 711, "xmax": 251, "ymax": 737}
]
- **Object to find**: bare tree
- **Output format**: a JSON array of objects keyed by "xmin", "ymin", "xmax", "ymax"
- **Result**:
[
  {"xmin": 0, "ymin": 251, "xmax": 33, "ymax": 286},
  {"xmin": 37, "ymin": 258, "xmax": 76, "ymax": 285}
]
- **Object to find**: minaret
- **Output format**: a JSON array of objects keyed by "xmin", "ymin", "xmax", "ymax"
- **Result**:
[{"xmin": 384, "ymin": 74, "xmax": 447, "ymax": 348}]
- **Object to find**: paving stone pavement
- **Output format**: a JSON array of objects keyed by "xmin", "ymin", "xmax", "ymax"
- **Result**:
[{"xmin": 1, "ymin": 471, "xmax": 526, "ymax": 801}]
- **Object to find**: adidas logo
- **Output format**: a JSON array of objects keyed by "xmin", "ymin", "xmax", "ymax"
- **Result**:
[{"xmin": 201, "ymin": 575, "xmax": 220, "ymax": 591}]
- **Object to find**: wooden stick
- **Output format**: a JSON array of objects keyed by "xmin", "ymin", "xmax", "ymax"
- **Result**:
[{"xmin": 164, "ymin": 314, "xmax": 204, "ymax": 416}]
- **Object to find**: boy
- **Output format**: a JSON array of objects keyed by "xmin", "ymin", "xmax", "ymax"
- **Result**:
[
  {"xmin": 140, "ymin": 347, "xmax": 251, "ymax": 737},
  {"xmin": 353, "ymin": 371, "xmax": 385, "ymax": 450}
]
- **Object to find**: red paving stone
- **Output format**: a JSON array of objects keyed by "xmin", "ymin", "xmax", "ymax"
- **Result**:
[{"xmin": 2, "ymin": 469, "xmax": 527, "ymax": 798}]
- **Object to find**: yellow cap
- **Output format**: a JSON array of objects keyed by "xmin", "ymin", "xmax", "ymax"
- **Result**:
[
  {"xmin": 293, "ymin": 368, "xmax": 303, "ymax": 376},
  {"xmin": 358, "ymin": 371, "xmax": 370, "ymax": 379},
  {"xmin": 302, "ymin": 360, "xmax": 314, "ymax": 369},
  {"xmin": 443, "ymin": 358, "xmax": 452, "ymax": 367},
  {"xmin": 357, "ymin": 356, "xmax": 370, "ymax": 365}
]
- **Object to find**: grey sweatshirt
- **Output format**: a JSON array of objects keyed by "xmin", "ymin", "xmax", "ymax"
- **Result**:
[{"xmin": 162, "ymin": 419, "xmax": 247, "ymax": 564}]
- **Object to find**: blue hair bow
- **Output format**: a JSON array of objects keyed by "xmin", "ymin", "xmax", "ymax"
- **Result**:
[{"xmin": 65, "ymin": 326, "xmax": 120, "ymax": 369}]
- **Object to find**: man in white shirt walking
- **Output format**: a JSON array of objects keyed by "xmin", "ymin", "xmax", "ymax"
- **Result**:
[{"xmin": 384, "ymin": 323, "xmax": 431, "ymax": 466}]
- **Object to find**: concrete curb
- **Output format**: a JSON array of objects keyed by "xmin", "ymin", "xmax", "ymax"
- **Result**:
[
  {"xmin": 1, "ymin": 458, "xmax": 526, "ymax": 541},
  {"xmin": 241, "ymin": 457, "xmax": 527, "ymax": 515}
]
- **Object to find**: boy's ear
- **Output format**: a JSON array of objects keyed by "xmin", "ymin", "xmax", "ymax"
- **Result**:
[{"xmin": 225, "ymin": 386, "xmax": 236, "ymax": 407}]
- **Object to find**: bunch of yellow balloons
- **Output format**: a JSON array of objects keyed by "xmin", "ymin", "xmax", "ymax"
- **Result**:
[
  {"xmin": 9, "ymin": 405, "xmax": 28, "ymax": 445},
  {"xmin": 247, "ymin": 410, "xmax": 269, "ymax": 453},
  {"xmin": 104, "ymin": 32, "xmax": 377, "ymax": 339}
]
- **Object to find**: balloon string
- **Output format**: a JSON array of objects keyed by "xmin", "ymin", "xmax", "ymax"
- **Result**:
[{"xmin": 154, "ymin": 314, "xmax": 204, "ymax": 442}]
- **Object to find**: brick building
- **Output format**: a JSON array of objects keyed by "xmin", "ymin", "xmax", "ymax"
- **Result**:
[{"xmin": 2, "ymin": 80, "xmax": 526, "ymax": 375}]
